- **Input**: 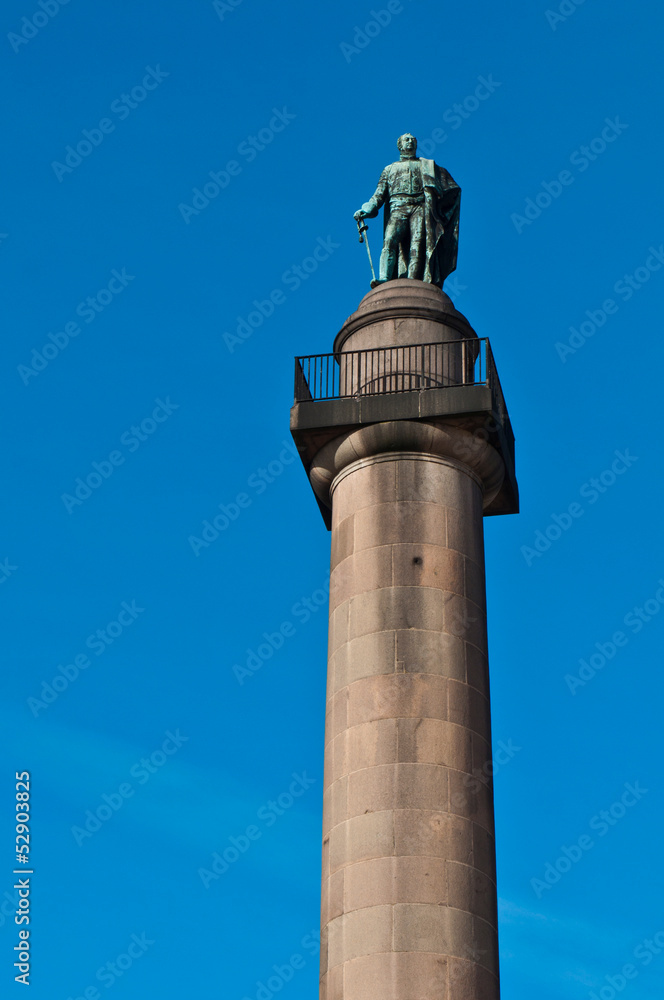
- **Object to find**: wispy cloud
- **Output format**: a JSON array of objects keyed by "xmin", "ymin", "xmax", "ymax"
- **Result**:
[
  {"xmin": 499, "ymin": 899, "xmax": 662, "ymax": 999},
  {"xmin": 3, "ymin": 705, "xmax": 319, "ymax": 873}
]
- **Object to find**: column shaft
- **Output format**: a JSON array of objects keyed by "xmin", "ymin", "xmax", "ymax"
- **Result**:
[{"xmin": 320, "ymin": 449, "xmax": 500, "ymax": 1000}]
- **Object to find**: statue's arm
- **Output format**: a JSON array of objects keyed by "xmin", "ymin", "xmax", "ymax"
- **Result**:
[{"xmin": 354, "ymin": 169, "xmax": 388, "ymax": 220}]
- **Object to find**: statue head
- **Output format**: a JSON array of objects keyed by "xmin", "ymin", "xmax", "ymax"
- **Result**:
[{"xmin": 397, "ymin": 133, "xmax": 417, "ymax": 158}]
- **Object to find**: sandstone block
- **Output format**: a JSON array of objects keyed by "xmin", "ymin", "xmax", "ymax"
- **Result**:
[
  {"xmin": 327, "ymin": 904, "xmax": 393, "ymax": 968},
  {"xmin": 395, "ymin": 628, "xmax": 465, "ymax": 681},
  {"xmin": 329, "ymin": 811, "xmax": 394, "ymax": 873}
]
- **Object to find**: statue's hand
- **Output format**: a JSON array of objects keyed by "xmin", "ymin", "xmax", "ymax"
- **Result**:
[{"xmin": 353, "ymin": 209, "xmax": 366, "ymax": 221}]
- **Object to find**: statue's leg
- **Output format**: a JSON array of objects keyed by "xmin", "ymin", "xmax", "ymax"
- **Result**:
[
  {"xmin": 407, "ymin": 205, "xmax": 426, "ymax": 279},
  {"xmin": 380, "ymin": 210, "xmax": 407, "ymax": 281}
]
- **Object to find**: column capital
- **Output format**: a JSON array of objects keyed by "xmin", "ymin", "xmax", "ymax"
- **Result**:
[{"xmin": 310, "ymin": 420, "xmax": 504, "ymax": 512}]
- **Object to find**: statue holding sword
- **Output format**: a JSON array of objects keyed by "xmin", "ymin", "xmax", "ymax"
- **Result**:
[{"xmin": 354, "ymin": 132, "xmax": 461, "ymax": 289}]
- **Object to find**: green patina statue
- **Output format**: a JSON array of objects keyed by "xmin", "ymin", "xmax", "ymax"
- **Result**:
[{"xmin": 354, "ymin": 133, "xmax": 461, "ymax": 289}]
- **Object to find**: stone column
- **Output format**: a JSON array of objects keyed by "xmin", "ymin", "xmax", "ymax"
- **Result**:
[{"xmin": 310, "ymin": 284, "xmax": 506, "ymax": 1000}]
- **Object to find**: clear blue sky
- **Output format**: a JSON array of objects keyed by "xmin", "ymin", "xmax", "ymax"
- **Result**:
[{"xmin": 2, "ymin": 1, "xmax": 663, "ymax": 997}]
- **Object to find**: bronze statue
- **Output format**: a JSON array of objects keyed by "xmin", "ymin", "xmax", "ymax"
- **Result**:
[{"xmin": 354, "ymin": 133, "xmax": 461, "ymax": 288}]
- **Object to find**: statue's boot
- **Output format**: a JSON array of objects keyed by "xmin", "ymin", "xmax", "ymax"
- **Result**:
[{"xmin": 378, "ymin": 245, "xmax": 398, "ymax": 283}]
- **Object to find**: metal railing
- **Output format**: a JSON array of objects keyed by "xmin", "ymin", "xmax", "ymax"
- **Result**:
[{"xmin": 294, "ymin": 338, "xmax": 487, "ymax": 403}]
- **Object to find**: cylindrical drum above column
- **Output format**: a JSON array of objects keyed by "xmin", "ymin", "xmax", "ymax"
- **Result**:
[
  {"xmin": 334, "ymin": 280, "xmax": 479, "ymax": 397},
  {"xmin": 318, "ymin": 427, "xmax": 502, "ymax": 1000}
]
